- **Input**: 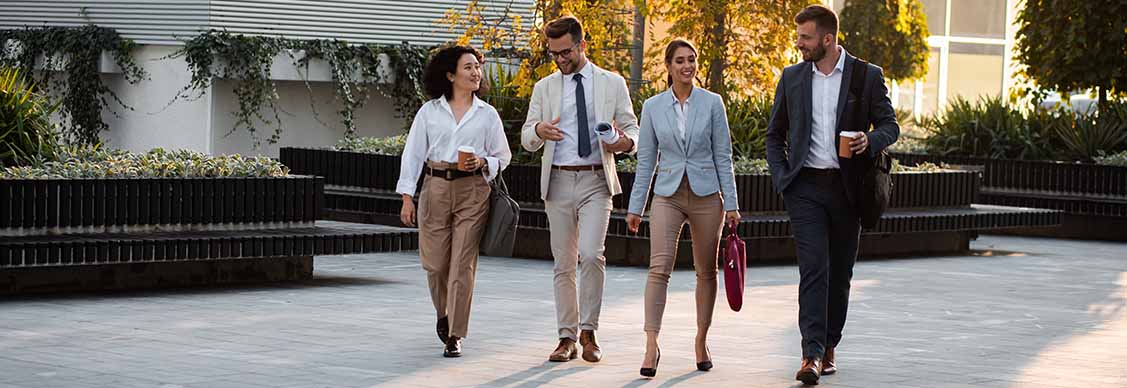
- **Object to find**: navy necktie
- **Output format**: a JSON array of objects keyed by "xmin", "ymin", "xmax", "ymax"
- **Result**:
[{"xmin": 574, "ymin": 73, "xmax": 591, "ymax": 158}]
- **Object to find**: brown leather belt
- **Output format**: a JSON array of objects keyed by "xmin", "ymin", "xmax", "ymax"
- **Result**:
[{"xmin": 552, "ymin": 164, "xmax": 604, "ymax": 171}]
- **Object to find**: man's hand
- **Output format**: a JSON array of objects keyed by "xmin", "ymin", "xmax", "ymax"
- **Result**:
[
  {"xmin": 626, "ymin": 213, "xmax": 642, "ymax": 234},
  {"xmin": 603, "ymin": 126, "xmax": 633, "ymax": 153},
  {"xmin": 850, "ymin": 132, "xmax": 869, "ymax": 155},
  {"xmin": 535, "ymin": 117, "xmax": 564, "ymax": 141}
]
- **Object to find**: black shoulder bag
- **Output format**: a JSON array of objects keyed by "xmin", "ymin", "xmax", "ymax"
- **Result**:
[{"xmin": 850, "ymin": 59, "xmax": 892, "ymax": 230}]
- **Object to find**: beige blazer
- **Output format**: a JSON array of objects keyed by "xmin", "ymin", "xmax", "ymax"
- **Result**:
[{"xmin": 520, "ymin": 63, "xmax": 640, "ymax": 199}]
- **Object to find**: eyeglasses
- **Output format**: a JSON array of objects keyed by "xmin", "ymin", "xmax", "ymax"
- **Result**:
[{"xmin": 546, "ymin": 42, "xmax": 580, "ymax": 59}]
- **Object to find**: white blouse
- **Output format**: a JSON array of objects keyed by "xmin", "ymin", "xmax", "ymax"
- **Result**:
[{"xmin": 395, "ymin": 95, "xmax": 513, "ymax": 196}]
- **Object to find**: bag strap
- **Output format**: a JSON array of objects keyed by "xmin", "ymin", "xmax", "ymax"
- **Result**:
[
  {"xmin": 850, "ymin": 57, "xmax": 868, "ymax": 100},
  {"xmin": 493, "ymin": 171, "xmax": 509, "ymax": 194}
]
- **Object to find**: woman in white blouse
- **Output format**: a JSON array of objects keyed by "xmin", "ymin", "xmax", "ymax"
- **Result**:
[{"xmin": 395, "ymin": 45, "xmax": 512, "ymax": 358}]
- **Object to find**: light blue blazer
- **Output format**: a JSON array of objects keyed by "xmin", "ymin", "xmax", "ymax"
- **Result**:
[{"xmin": 627, "ymin": 87, "xmax": 739, "ymax": 216}]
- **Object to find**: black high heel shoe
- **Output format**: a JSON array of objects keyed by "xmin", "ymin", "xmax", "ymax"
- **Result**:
[
  {"xmin": 696, "ymin": 346, "xmax": 713, "ymax": 371},
  {"xmin": 640, "ymin": 348, "xmax": 660, "ymax": 377}
]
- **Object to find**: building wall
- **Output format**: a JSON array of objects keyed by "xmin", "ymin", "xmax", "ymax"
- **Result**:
[{"xmin": 0, "ymin": 0, "xmax": 535, "ymax": 157}]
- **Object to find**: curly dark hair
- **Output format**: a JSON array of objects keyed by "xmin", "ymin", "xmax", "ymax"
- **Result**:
[{"xmin": 422, "ymin": 45, "xmax": 488, "ymax": 100}]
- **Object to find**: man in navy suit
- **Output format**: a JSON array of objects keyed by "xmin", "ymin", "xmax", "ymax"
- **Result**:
[{"xmin": 765, "ymin": 4, "xmax": 900, "ymax": 385}]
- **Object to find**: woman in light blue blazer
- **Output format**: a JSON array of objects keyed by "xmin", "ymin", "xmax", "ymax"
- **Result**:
[{"xmin": 626, "ymin": 39, "xmax": 740, "ymax": 377}]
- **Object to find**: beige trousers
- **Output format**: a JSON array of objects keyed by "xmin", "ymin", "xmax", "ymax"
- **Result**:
[
  {"xmin": 644, "ymin": 177, "xmax": 725, "ymax": 332},
  {"xmin": 418, "ymin": 162, "xmax": 491, "ymax": 338},
  {"xmin": 545, "ymin": 169, "xmax": 613, "ymax": 341}
]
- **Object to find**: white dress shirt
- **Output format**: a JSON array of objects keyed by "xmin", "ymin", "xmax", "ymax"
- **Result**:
[
  {"xmin": 804, "ymin": 46, "xmax": 847, "ymax": 170},
  {"xmin": 552, "ymin": 62, "xmax": 601, "ymax": 166},
  {"xmin": 395, "ymin": 95, "xmax": 513, "ymax": 196},
  {"xmin": 670, "ymin": 88, "xmax": 690, "ymax": 142}
]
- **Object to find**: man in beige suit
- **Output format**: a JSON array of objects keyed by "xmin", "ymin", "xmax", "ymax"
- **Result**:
[{"xmin": 521, "ymin": 15, "xmax": 639, "ymax": 363}]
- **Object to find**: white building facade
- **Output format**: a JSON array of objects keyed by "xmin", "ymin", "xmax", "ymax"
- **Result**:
[{"xmin": 0, "ymin": 0, "xmax": 534, "ymax": 157}]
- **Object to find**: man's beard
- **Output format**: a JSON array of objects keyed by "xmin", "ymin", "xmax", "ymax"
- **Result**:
[{"xmin": 802, "ymin": 44, "xmax": 826, "ymax": 62}]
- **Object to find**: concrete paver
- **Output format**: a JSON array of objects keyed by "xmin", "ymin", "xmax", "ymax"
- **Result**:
[{"xmin": 0, "ymin": 235, "xmax": 1124, "ymax": 387}]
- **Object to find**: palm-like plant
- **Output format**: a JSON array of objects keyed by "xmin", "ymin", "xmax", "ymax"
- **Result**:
[{"xmin": 0, "ymin": 67, "xmax": 59, "ymax": 167}]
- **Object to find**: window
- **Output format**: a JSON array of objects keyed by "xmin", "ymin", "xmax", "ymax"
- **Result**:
[
  {"xmin": 920, "ymin": 47, "xmax": 941, "ymax": 114},
  {"xmin": 920, "ymin": 0, "xmax": 947, "ymax": 35},
  {"xmin": 949, "ymin": 0, "xmax": 1006, "ymax": 38},
  {"xmin": 946, "ymin": 43, "xmax": 1004, "ymax": 101}
]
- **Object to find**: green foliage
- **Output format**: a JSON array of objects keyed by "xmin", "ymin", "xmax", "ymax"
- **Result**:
[
  {"xmin": 839, "ymin": 0, "xmax": 930, "ymax": 81},
  {"xmin": 1014, "ymin": 0, "xmax": 1127, "ymax": 104},
  {"xmin": 921, "ymin": 96, "xmax": 1055, "ymax": 160},
  {"xmin": 726, "ymin": 95, "xmax": 772, "ymax": 159},
  {"xmin": 0, "ymin": 26, "xmax": 147, "ymax": 145},
  {"xmin": 480, "ymin": 63, "xmax": 536, "ymax": 165},
  {"xmin": 887, "ymin": 108, "xmax": 929, "ymax": 153},
  {"xmin": 1094, "ymin": 150, "xmax": 1127, "ymax": 166},
  {"xmin": 0, "ymin": 145, "xmax": 289, "ymax": 179},
  {"xmin": 334, "ymin": 134, "xmax": 407, "ymax": 155},
  {"xmin": 1051, "ymin": 101, "xmax": 1127, "ymax": 161},
  {"xmin": 0, "ymin": 67, "xmax": 58, "ymax": 167},
  {"xmin": 648, "ymin": 0, "xmax": 817, "ymax": 98},
  {"xmin": 170, "ymin": 30, "xmax": 430, "ymax": 146}
]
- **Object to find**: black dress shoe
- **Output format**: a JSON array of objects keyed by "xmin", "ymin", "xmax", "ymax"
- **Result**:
[
  {"xmin": 443, "ymin": 336, "xmax": 462, "ymax": 358},
  {"xmin": 436, "ymin": 316, "xmax": 449, "ymax": 345},
  {"xmin": 696, "ymin": 345, "xmax": 712, "ymax": 371},
  {"xmin": 639, "ymin": 348, "xmax": 660, "ymax": 377}
]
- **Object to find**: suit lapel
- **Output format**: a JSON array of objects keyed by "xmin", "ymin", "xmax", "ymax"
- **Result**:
[
  {"xmin": 662, "ymin": 91, "xmax": 687, "ymax": 153},
  {"xmin": 801, "ymin": 63, "xmax": 813, "ymax": 144},
  {"xmin": 592, "ymin": 66, "xmax": 607, "ymax": 123},
  {"xmin": 684, "ymin": 87, "xmax": 702, "ymax": 153},
  {"xmin": 547, "ymin": 71, "xmax": 562, "ymax": 122},
  {"xmin": 835, "ymin": 54, "xmax": 854, "ymax": 134}
]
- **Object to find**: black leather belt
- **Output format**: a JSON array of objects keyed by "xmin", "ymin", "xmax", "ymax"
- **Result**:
[{"xmin": 424, "ymin": 166, "xmax": 482, "ymax": 180}]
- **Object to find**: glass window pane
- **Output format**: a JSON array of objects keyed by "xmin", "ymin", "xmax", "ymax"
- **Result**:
[
  {"xmin": 949, "ymin": 0, "xmax": 1005, "ymax": 38},
  {"xmin": 920, "ymin": 47, "xmax": 941, "ymax": 114},
  {"xmin": 833, "ymin": 1, "xmax": 844, "ymax": 14},
  {"xmin": 895, "ymin": 80, "xmax": 915, "ymax": 111},
  {"xmin": 921, "ymin": 0, "xmax": 946, "ymax": 35},
  {"xmin": 947, "ymin": 43, "xmax": 1004, "ymax": 102}
]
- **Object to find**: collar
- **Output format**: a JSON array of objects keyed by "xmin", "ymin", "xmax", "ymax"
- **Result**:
[
  {"xmin": 567, "ymin": 61, "xmax": 595, "ymax": 82},
  {"xmin": 811, "ymin": 46, "xmax": 847, "ymax": 75},
  {"xmin": 669, "ymin": 86, "xmax": 694, "ymax": 106},
  {"xmin": 436, "ymin": 94, "xmax": 486, "ymax": 116}
]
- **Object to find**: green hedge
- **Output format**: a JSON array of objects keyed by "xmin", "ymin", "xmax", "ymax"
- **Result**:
[{"xmin": 0, "ymin": 146, "xmax": 290, "ymax": 179}]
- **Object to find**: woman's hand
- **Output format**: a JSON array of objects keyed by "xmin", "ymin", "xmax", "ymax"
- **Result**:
[
  {"xmin": 461, "ymin": 156, "xmax": 484, "ymax": 172},
  {"xmin": 400, "ymin": 195, "xmax": 417, "ymax": 227},
  {"xmin": 725, "ymin": 210, "xmax": 741, "ymax": 226},
  {"xmin": 626, "ymin": 213, "xmax": 642, "ymax": 234}
]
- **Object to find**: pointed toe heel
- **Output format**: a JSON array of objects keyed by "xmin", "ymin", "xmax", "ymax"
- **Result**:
[{"xmin": 639, "ymin": 349, "xmax": 660, "ymax": 378}]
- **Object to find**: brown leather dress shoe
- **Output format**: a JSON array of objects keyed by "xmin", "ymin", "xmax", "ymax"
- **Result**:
[
  {"xmin": 821, "ymin": 347, "xmax": 837, "ymax": 375},
  {"xmin": 443, "ymin": 336, "xmax": 462, "ymax": 358},
  {"xmin": 578, "ymin": 330, "xmax": 602, "ymax": 362},
  {"xmin": 795, "ymin": 357, "xmax": 821, "ymax": 385},
  {"xmin": 548, "ymin": 338, "xmax": 578, "ymax": 362}
]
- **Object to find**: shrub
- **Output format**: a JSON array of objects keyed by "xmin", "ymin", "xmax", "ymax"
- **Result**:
[
  {"xmin": 0, "ymin": 146, "xmax": 289, "ymax": 179},
  {"xmin": 1053, "ymin": 100, "xmax": 1127, "ymax": 161},
  {"xmin": 726, "ymin": 95, "xmax": 772, "ymax": 159},
  {"xmin": 1095, "ymin": 150, "xmax": 1127, "ymax": 166},
  {"xmin": 334, "ymin": 134, "xmax": 407, "ymax": 155},
  {"xmin": 921, "ymin": 96, "xmax": 1054, "ymax": 160},
  {"xmin": 0, "ymin": 67, "xmax": 58, "ymax": 167}
]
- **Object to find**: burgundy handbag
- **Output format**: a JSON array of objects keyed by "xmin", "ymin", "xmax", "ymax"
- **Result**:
[{"xmin": 722, "ymin": 219, "xmax": 747, "ymax": 311}]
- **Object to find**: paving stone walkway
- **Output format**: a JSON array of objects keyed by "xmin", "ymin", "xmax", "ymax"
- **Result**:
[{"xmin": 1, "ymin": 235, "xmax": 1124, "ymax": 387}]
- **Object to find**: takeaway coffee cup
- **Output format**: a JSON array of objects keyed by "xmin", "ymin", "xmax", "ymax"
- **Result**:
[
  {"xmin": 839, "ymin": 131, "xmax": 863, "ymax": 158},
  {"xmin": 457, "ymin": 146, "xmax": 476, "ymax": 171},
  {"xmin": 595, "ymin": 122, "xmax": 619, "ymax": 144}
]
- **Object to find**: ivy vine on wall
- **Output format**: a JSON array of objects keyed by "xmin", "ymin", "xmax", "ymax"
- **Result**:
[
  {"xmin": 170, "ymin": 30, "xmax": 430, "ymax": 145},
  {"xmin": 0, "ymin": 26, "xmax": 147, "ymax": 145}
]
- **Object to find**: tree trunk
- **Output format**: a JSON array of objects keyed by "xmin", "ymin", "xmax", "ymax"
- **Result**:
[
  {"xmin": 629, "ymin": 0, "xmax": 646, "ymax": 95},
  {"xmin": 707, "ymin": 2, "xmax": 727, "ymax": 98}
]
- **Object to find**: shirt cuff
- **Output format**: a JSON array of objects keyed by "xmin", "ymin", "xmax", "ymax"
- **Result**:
[
  {"xmin": 395, "ymin": 181, "xmax": 417, "ymax": 197},
  {"xmin": 483, "ymin": 156, "xmax": 500, "ymax": 183}
]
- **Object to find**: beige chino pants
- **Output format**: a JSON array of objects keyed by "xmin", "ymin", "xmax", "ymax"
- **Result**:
[
  {"xmin": 418, "ymin": 162, "xmax": 491, "ymax": 338},
  {"xmin": 644, "ymin": 177, "xmax": 725, "ymax": 333}
]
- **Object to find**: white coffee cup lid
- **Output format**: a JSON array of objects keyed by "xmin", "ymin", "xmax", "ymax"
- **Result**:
[
  {"xmin": 839, "ymin": 131, "xmax": 863, "ymax": 138},
  {"xmin": 457, "ymin": 146, "xmax": 475, "ymax": 153}
]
